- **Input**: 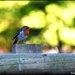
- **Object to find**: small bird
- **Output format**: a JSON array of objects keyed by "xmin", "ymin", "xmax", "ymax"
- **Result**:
[{"xmin": 12, "ymin": 26, "xmax": 30, "ymax": 44}]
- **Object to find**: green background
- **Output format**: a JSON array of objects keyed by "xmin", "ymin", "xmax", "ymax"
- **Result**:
[{"xmin": 0, "ymin": 1, "xmax": 75, "ymax": 53}]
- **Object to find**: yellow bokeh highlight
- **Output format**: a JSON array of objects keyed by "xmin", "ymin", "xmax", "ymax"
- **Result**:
[
  {"xmin": 48, "ymin": 21, "xmax": 60, "ymax": 31},
  {"xmin": 59, "ymin": 27, "xmax": 71, "ymax": 45},
  {"xmin": 43, "ymin": 30, "xmax": 58, "ymax": 47},
  {"xmin": 45, "ymin": 3, "xmax": 63, "ymax": 18},
  {"xmin": 21, "ymin": 10, "xmax": 46, "ymax": 28},
  {"xmin": 70, "ymin": 29, "xmax": 75, "ymax": 45},
  {"xmin": 60, "ymin": 28, "xmax": 75, "ymax": 46},
  {"xmin": 0, "ymin": 20, "xmax": 9, "ymax": 32},
  {"xmin": 62, "ymin": 7, "xmax": 75, "ymax": 26},
  {"xmin": 46, "ymin": 14, "xmax": 57, "ymax": 23},
  {"xmin": 45, "ymin": 2, "xmax": 75, "ymax": 26},
  {"xmin": 0, "ymin": 1, "xmax": 30, "ymax": 9}
]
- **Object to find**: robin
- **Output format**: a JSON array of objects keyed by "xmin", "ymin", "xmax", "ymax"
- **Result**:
[{"xmin": 12, "ymin": 26, "xmax": 30, "ymax": 44}]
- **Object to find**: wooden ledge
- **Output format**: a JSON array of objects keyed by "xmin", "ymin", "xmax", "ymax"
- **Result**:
[{"xmin": 0, "ymin": 53, "xmax": 75, "ymax": 74}]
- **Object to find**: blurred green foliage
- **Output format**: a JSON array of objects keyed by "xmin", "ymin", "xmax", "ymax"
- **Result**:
[{"xmin": 0, "ymin": 1, "xmax": 75, "ymax": 52}]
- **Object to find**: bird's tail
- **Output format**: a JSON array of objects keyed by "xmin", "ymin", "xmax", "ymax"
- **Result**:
[
  {"xmin": 12, "ymin": 32, "xmax": 19, "ymax": 40},
  {"xmin": 13, "ymin": 39, "xmax": 18, "ymax": 44}
]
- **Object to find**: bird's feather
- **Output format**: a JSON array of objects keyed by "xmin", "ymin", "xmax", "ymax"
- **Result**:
[
  {"xmin": 13, "ymin": 37, "xmax": 18, "ymax": 44},
  {"xmin": 12, "ymin": 29, "xmax": 22, "ymax": 40}
]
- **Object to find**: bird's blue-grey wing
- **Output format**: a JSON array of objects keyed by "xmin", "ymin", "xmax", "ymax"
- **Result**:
[
  {"xmin": 12, "ymin": 29, "xmax": 22, "ymax": 40},
  {"xmin": 12, "ymin": 32, "xmax": 19, "ymax": 40},
  {"xmin": 12, "ymin": 26, "xmax": 27, "ymax": 40}
]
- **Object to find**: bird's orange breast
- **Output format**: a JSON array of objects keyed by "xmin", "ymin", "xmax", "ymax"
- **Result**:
[{"xmin": 24, "ymin": 29, "xmax": 29, "ymax": 36}]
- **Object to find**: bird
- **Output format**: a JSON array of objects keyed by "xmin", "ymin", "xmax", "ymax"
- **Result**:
[{"xmin": 12, "ymin": 26, "xmax": 30, "ymax": 44}]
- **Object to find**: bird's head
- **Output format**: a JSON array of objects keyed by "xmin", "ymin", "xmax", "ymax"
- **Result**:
[
  {"xmin": 21, "ymin": 26, "xmax": 30, "ymax": 36},
  {"xmin": 21, "ymin": 26, "xmax": 29, "ymax": 30}
]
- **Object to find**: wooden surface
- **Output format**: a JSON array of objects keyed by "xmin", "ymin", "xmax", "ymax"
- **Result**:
[
  {"xmin": 0, "ymin": 53, "xmax": 75, "ymax": 74},
  {"xmin": 12, "ymin": 44, "xmax": 42, "ymax": 53}
]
